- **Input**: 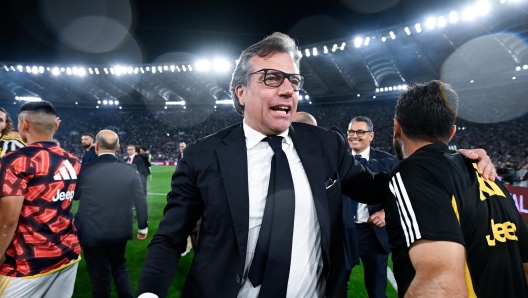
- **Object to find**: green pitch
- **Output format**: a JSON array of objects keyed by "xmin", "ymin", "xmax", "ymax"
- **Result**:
[{"xmin": 71, "ymin": 166, "xmax": 397, "ymax": 297}]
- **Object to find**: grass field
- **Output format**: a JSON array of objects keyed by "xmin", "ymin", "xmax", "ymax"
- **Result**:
[{"xmin": 71, "ymin": 166, "xmax": 398, "ymax": 297}]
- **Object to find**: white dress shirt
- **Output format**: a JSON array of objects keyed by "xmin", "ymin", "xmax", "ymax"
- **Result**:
[
  {"xmin": 354, "ymin": 147, "xmax": 371, "ymax": 224},
  {"xmin": 237, "ymin": 120, "xmax": 325, "ymax": 298}
]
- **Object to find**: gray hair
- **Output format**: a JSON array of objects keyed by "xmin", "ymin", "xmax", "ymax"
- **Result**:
[
  {"xmin": 349, "ymin": 116, "xmax": 374, "ymax": 132},
  {"xmin": 229, "ymin": 32, "xmax": 301, "ymax": 115}
]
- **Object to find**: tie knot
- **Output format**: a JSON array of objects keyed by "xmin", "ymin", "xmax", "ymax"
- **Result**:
[
  {"xmin": 354, "ymin": 154, "xmax": 362, "ymax": 160},
  {"xmin": 266, "ymin": 136, "xmax": 283, "ymax": 152}
]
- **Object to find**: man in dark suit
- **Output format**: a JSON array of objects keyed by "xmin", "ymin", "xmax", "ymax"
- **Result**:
[
  {"xmin": 136, "ymin": 33, "xmax": 496, "ymax": 298},
  {"xmin": 74, "ymin": 130, "xmax": 148, "ymax": 298},
  {"xmin": 347, "ymin": 116, "xmax": 397, "ymax": 298},
  {"xmin": 81, "ymin": 132, "xmax": 97, "ymax": 164},
  {"xmin": 127, "ymin": 144, "xmax": 150, "ymax": 196}
]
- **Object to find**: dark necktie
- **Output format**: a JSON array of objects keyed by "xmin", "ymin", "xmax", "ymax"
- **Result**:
[
  {"xmin": 248, "ymin": 136, "xmax": 295, "ymax": 297},
  {"xmin": 354, "ymin": 154, "xmax": 362, "ymax": 160}
]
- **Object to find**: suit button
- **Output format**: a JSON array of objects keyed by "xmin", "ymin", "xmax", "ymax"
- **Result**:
[{"xmin": 236, "ymin": 275, "xmax": 241, "ymax": 284}]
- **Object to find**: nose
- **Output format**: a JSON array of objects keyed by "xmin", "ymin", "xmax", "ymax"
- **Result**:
[{"xmin": 278, "ymin": 79, "xmax": 295, "ymax": 97}]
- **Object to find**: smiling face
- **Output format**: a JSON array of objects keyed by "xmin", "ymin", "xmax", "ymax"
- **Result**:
[
  {"xmin": 347, "ymin": 121, "xmax": 374, "ymax": 154},
  {"xmin": 235, "ymin": 52, "xmax": 299, "ymax": 136}
]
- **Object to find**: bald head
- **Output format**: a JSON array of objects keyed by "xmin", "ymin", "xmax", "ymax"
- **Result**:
[
  {"xmin": 18, "ymin": 101, "xmax": 58, "ymax": 143},
  {"xmin": 95, "ymin": 130, "xmax": 120, "ymax": 154},
  {"xmin": 292, "ymin": 112, "xmax": 317, "ymax": 126}
]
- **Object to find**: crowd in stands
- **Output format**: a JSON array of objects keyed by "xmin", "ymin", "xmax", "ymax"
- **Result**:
[{"xmin": 52, "ymin": 101, "xmax": 528, "ymax": 170}]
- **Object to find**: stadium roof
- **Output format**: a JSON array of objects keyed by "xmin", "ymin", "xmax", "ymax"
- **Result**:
[{"xmin": 1, "ymin": 0, "xmax": 527, "ymax": 112}]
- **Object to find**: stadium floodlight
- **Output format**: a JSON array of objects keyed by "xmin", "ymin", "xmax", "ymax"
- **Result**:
[
  {"xmin": 215, "ymin": 99, "xmax": 233, "ymax": 105},
  {"xmin": 152, "ymin": 67, "xmax": 156, "ymax": 73},
  {"xmin": 66, "ymin": 67, "xmax": 72, "ymax": 75},
  {"xmin": 134, "ymin": 67, "xmax": 138, "ymax": 74},
  {"xmin": 500, "ymin": 0, "xmax": 505, "ymax": 3},
  {"xmin": 103, "ymin": 100, "xmax": 108, "ymax": 105},
  {"xmin": 96, "ymin": 106, "xmax": 99, "ymax": 109},
  {"xmin": 340, "ymin": 42, "xmax": 346, "ymax": 50},
  {"xmin": 438, "ymin": 16, "xmax": 446, "ymax": 27},
  {"xmin": 166, "ymin": 101, "xmax": 186, "ymax": 105},
  {"xmin": 364, "ymin": 37, "xmax": 370, "ymax": 46},
  {"xmin": 523, "ymin": 65, "xmax": 528, "ymax": 69},
  {"xmin": 425, "ymin": 17, "xmax": 436, "ymax": 29},
  {"xmin": 305, "ymin": 95, "xmax": 309, "ymax": 99},
  {"xmin": 475, "ymin": 1, "xmax": 491, "ymax": 16},
  {"xmin": 10, "ymin": 66, "xmax": 15, "ymax": 71},
  {"xmin": 119, "ymin": 106, "xmax": 122, "ymax": 110},
  {"xmin": 415, "ymin": 23, "xmax": 422, "ymax": 33},
  {"xmin": 354, "ymin": 37, "xmax": 363, "ymax": 48},
  {"xmin": 305, "ymin": 49, "xmax": 311, "ymax": 57},
  {"xmin": 196, "ymin": 60, "xmax": 211, "ymax": 71},
  {"xmin": 89, "ymin": 68, "xmax": 93, "ymax": 75},
  {"xmin": 158, "ymin": 66, "xmax": 163, "ymax": 73},
  {"xmin": 384, "ymin": 87, "xmax": 388, "ymax": 91},
  {"xmin": 104, "ymin": 68, "xmax": 108, "ymax": 74},
  {"xmin": 213, "ymin": 59, "xmax": 230, "ymax": 72},
  {"xmin": 449, "ymin": 11, "xmax": 459, "ymax": 23},
  {"xmin": 187, "ymin": 64, "xmax": 192, "ymax": 71},
  {"xmin": 72, "ymin": 67, "xmax": 78, "ymax": 75},
  {"xmin": 404, "ymin": 27, "xmax": 411, "ymax": 35},
  {"xmin": 75, "ymin": 102, "xmax": 78, "ymax": 105},
  {"xmin": 128, "ymin": 67, "xmax": 133, "ymax": 74},
  {"xmin": 52, "ymin": 67, "xmax": 60, "ymax": 76},
  {"xmin": 214, "ymin": 105, "xmax": 217, "ymax": 109},
  {"xmin": 376, "ymin": 88, "xmax": 379, "ymax": 92},
  {"xmin": 3, "ymin": 65, "xmax": 8, "ymax": 72},
  {"xmin": 182, "ymin": 65, "xmax": 187, "ymax": 72},
  {"xmin": 146, "ymin": 66, "xmax": 150, "ymax": 71},
  {"xmin": 26, "ymin": 66, "xmax": 32, "ymax": 73},
  {"xmin": 39, "ymin": 66, "xmax": 44, "ymax": 73},
  {"xmin": 381, "ymin": 36, "xmax": 387, "ymax": 42},
  {"xmin": 309, "ymin": 102, "xmax": 312, "ymax": 104},
  {"xmin": 46, "ymin": 67, "xmax": 51, "ymax": 71},
  {"xmin": 115, "ymin": 100, "xmax": 119, "ymax": 105},
  {"xmin": 403, "ymin": 84, "xmax": 408, "ymax": 89},
  {"xmin": 32, "ymin": 66, "xmax": 38, "ymax": 74},
  {"xmin": 114, "ymin": 67, "xmax": 120, "ymax": 75},
  {"xmin": 373, "ymin": 96, "xmax": 376, "ymax": 99},
  {"xmin": 163, "ymin": 65, "xmax": 168, "ymax": 71},
  {"xmin": 516, "ymin": 66, "xmax": 521, "ymax": 71},
  {"xmin": 513, "ymin": 77, "xmax": 516, "ymax": 80},
  {"xmin": 17, "ymin": 65, "xmax": 23, "ymax": 72},
  {"xmin": 97, "ymin": 100, "xmax": 101, "ymax": 104},
  {"xmin": 463, "ymin": 7, "xmax": 476, "ymax": 20},
  {"xmin": 170, "ymin": 65, "xmax": 175, "ymax": 72},
  {"xmin": 110, "ymin": 100, "xmax": 115, "ymax": 105},
  {"xmin": 176, "ymin": 66, "xmax": 181, "ymax": 72},
  {"xmin": 390, "ymin": 31, "xmax": 396, "ymax": 40},
  {"xmin": 164, "ymin": 106, "xmax": 167, "ymax": 109},
  {"xmin": 389, "ymin": 87, "xmax": 393, "ymax": 91},
  {"xmin": 15, "ymin": 96, "xmax": 42, "ymax": 102},
  {"xmin": 140, "ymin": 67, "xmax": 144, "ymax": 74},
  {"xmin": 323, "ymin": 46, "xmax": 328, "ymax": 54},
  {"xmin": 297, "ymin": 50, "xmax": 303, "ymax": 57},
  {"xmin": 78, "ymin": 68, "xmax": 86, "ymax": 76},
  {"xmin": 357, "ymin": 94, "xmax": 360, "ymax": 97},
  {"xmin": 299, "ymin": 95, "xmax": 303, "ymax": 100},
  {"xmin": 61, "ymin": 67, "xmax": 65, "ymax": 72},
  {"xmin": 312, "ymin": 47, "xmax": 318, "ymax": 56},
  {"xmin": 470, "ymin": 80, "xmax": 474, "ymax": 83}
]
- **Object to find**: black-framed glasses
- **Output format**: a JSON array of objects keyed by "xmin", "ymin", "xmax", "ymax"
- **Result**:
[
  {"xmin": 347, "ymin": 130, "xmax": 371, "ymax": 137},
  {"xmin": 250, "ymin": 68, "xmax": 304, "ymax": 91}
]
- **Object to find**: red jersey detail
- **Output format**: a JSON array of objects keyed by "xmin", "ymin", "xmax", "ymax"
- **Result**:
[
  {"xmin": 30, "ymin": 149, "xmax": 50, "ymax": 176},
  {"xmin": 34, "ymin": 208, "xmax": 58, "ymax": 224},
  {"xmin": 25, "ymin": 184, "xmax": 46, "ymax": 201},
  {"xmin": 33, "ymin": 243, "xmax": 63, "ymax": 258},
  {"xmin": 49, "ymin": 216, "xmax": 71, "ymax": 233}
]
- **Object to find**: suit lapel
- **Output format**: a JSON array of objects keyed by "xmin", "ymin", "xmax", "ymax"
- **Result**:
[
  {"xmin": 289, "ymin": 125, "xmax": 331, "ymax": 257},
  {"xmin": 216, "ymin": 125, "xmax": 250, "ymax": 265}
]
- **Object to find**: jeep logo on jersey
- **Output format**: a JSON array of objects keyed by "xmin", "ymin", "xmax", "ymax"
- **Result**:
[
  {"xmin": 52, "ymin": 189, "xmax": 75, "ymax": 202},
  {"xmin": 53, "ymin": 160, "xmax": 78, "ymax": 180}
]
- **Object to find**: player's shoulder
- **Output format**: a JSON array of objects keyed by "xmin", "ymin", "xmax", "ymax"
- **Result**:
[{"xmin": 391, "ymin": 144, "xmax": 450, "ymax": 180}]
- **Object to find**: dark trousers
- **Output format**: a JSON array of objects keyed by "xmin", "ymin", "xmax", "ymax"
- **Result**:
[
  {"xmin": 139, "ymin": 174, "xmax": 148, "ymax": 196},
  {"xmin": 83, "ymin": 241, "xmax": 133, "ymax": 298},
  {"xmin": 355, "ymin": 224, "xmax": 389, "ymax": 298}
]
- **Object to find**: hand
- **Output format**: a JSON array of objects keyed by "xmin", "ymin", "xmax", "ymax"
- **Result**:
[
  {"xmin": 458, "ymin": 149, "xmax": 497, "ymax": 181},
  {"xmin": 137, "ymin": 232, "xmax": 148, "ymax": 240},
  {"xmin": 367, "ymin": 210, "xmax": 385, "ymax": 228}
]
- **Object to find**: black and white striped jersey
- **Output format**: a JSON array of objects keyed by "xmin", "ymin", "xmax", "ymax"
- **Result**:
[
  {"xmin": 386, "ymin": 143, "xmax": 528, "ymax": 298},
  {"xmin": 0, "ymin": 135, "xmax": 26, "ymax": 159}
]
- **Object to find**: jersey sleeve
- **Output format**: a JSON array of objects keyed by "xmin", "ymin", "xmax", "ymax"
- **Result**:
[
  {"xmin": 0, "ymin": 152, "xmax": 30, "ymax": 196},
  {"xmin": 389, "ymin": 160, "xmax": 465, "ymax": 248}
]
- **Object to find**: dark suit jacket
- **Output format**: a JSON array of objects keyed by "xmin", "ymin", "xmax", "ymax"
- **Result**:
[
  {"xmin": 73, "ymin": 154, "xmax": 148, "ymax": 247},
  {"xmin": 128, "ymin": 154, "xmax": 151, "ymax": 177},
  {"xmin": 137, "ymin": 122, "xmax": 389, "ymax": 298},
  {"xmin": 352, "ymin": 147, "xmax": 397, "ymax": 253},
  {"xmin": 81, "ymin": 146, "xmax": 97, "ymax": 164}
]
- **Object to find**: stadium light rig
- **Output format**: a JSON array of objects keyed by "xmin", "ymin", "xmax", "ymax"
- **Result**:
[
  {"xmin": 215, "ymin": 99, "xmax": 233, "ymax": 105},
  {"xmin": 165, "ymin": 101, "xmax": 186, "ymax": 106},
  {"xmin": 15, "ymin": 96, "xmax": 42, "ymax": 102}
]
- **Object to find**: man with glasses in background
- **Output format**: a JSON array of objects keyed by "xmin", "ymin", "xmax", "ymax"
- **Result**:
[
  {"xmin": 136, "ymin": 32, "xmax": 496, "ymax": 298},
  {"xmin": 347, "ymin": 116, "xmax": 397, "ymax": 298}
]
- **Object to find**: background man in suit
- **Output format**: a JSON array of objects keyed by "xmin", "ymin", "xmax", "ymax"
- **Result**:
[
  {"xmin": 74, "ymin": 130, "xmax": 148, "ymax": 298},
  {"xmin": 81, "ymin": 132, "xmax": 97, "ymax": 164},
  {"xmin": 136, "ymin": 33, "xmax": 496, "ymax": 298},
  {"xmin": 127, "ymin": 144, "xmax": 150, "ymax": 196},
  {"xmin": 176, "ymin": 142, "xmax": 186, "ymax": 164},
  {"xmin": 347, "ymin": 116, "xmax": 397, "ymax": 298}
]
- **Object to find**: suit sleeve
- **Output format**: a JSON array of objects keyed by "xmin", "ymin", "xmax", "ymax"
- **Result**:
[
  {"xmin": 137, "ymin": 143, "xmax": 204, "ymax": 297},
  {"xmin": 333, "ymin": 130, "xmax": 389, "ymax": 205},
  {"xmin": 132, "ymin": 170, "xmax": 148, "ymax": 230}
]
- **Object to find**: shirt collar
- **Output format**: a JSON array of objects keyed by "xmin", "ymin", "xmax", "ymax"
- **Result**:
[
  {"xmin": 355, "ymin": 146, "xmax": 371, "ymax": 159},
  {"xmin": 99, "ymin": 152, "xmax": 116, "ymax": 156},
  {"xmin": 243, "ymin": 119, "xmax": 291, "ymax": 150}
]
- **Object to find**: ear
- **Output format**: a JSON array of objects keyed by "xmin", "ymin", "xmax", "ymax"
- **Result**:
[
  {"xmin": 116, "ymin": 144, "xmax": 120, "ymax": 151},
  {"xmin": 368, "ymin": 131, "xmax": 375, "ymax": 141},
  {"xmin": 393, "ymin": 119, "xmax": 401, "ymax": 139},
  {"xmin": 21, "ymin": 119, "xmax": 30, "ymax": 132},
  {"xmin": 235, "ymin": 85, "xmax": 246, "ymax": 107},
  {"xmin": 448, "ymin": 125, "xmax": 456, "ymax": 141},
  {"xmin": 94, "ymin": 143, "xmax": 100, "ymax": 155}
]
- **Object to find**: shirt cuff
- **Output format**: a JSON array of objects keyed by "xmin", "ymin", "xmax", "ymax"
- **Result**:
[
  {"xmin": 138, "ymin": 293, "xmax": 159, "ymax": 298},
  {"xmin": 138, "ymin": 227, "xmax": 148, "ymax": 234}
]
